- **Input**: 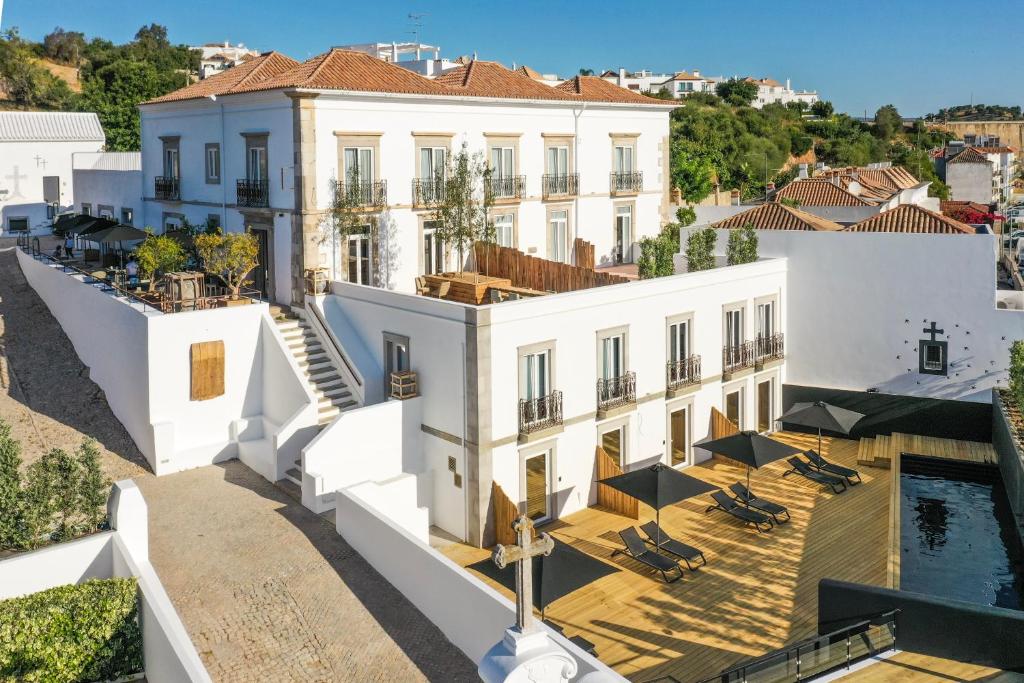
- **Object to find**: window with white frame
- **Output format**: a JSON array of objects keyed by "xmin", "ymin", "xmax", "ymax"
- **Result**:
[
  {"xmin": 347, "ymin": 225, "xmax": 372, "ymax": 285},
  {"xmin": 600, "ymin": 332, "xmax": 626, "ymax": 381},
  {"xmin": 419, "ymin": 147, "xmax": 446, "ymax": 180},
  {"xmin": 205, "ymin": 143, "xmax": 220, "ymax": 184},
  {"xmin": 613, "ymin": 145, "xmax": 634, "ymax": 174},
  {"xmin": 493, "ymin": 213, "xmax": 514, "ymax": 248},
  {"xmin": 163, "ymin": 147, "xmax": 179, "ymax": 179},
  {"xmin": 757, "ymin": 300, "xmax": 775, "ymax": 339},
  {"xmin": 247, "ymin": 145, "xmax": 267, "ymax": 182},
  {"xmin": 614, "ymin": 205, "xmax": 633, "ymax": 263},
  {"xmin": 547, "ymin": 146, "xmax": 568, "ymax": 176},
  {"xmin": 423, "ymin": 220, "xmax": 445, "ymax": 275},
  {"xmin": 725, "ymin": 307, "xmax": 743, "ymax": 350},
  {"xmin": 548, "ymin": 210, "xmax": 568, "ymax": 263},
  {"xmin": 81, "ymin": 203, "xmax": 92, "ymax": 216},
  {"xmin": 490, "ymin": 147, "xmax": 514, "ymax": 178}
]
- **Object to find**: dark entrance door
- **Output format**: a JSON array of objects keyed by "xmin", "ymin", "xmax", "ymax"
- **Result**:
[{"xmin": 250, "ymin": 228, "xmax": 270, "ymax": 298}]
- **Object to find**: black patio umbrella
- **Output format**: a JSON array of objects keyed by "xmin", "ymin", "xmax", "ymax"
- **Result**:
[
  {"xmin": 52, "ymin": 214, "xmax": 91, "ymax": 235},
  {"xmin": 778, "ymin": 401, "xmax": 864, "ymax": 455},
  {"xmin": 94, "ymin": 224, "xmax": 148, "ymax": 244},
  {"xmin": 694, "ymin": 431, "xmax": 802, "ymax": 503},
  {"xmin": 467, "ymin": 537, "xmax": 619, "ymax": 617},
  {"xmin": 76, "ymin": 217, "xmax": 118, "ymax": 237},
  {"xmin": 599, "ymin": 463, "xmax": 719, "ymax": 552}
]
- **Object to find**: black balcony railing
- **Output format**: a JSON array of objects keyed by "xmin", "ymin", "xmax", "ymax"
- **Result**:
[
  {"xmin": 412, "ymin": 178, "xmax": 445, "ymax": 207},
  {"xmin": 610, "ymin": 171, "xmax": 643, "ymax": 194},
  {"xmin": 755, "ymin": 333, "xmax": 785, "ymax": 363},
  {"xmin": 597, "ymin": 371, "xmax": 636, "ymax": 411},
  {"xmin": 541, "ymin": 173, "xmax": 579, "ymax": 199},
  {"xmin": 723, "ymin": 341, "xmax": 755, "ymax": 374},
  {"xmin": 337, "ymin": 179, "xmax": 388, "ymax": 208},
  {"xmin": 155, "ymin": 176, "xmax": 180, "ymax": 201},
  {"xmin": 236, "ymin": 178, "xmax": 269, "ymax": 208},
  {"xmin": 666, "ymin": 354, "xmax": 702, "ymax": 391},
  {"xmin": 486, "ymin": 175, "xmax": 525, "ymax": 201},
  {"xmin": 518, "ymin": 391, "xmax": 563, "ymax": 434}
]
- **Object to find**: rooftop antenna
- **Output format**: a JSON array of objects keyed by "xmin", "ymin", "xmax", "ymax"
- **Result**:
[{"xmin": 408, "ymin": 13, "xmax": 428, "ymax": 45}]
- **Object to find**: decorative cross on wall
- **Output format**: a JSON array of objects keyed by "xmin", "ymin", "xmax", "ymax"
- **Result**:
[
  {"xmin": 3, "ymin": 166, "xmax": 28, "ymax": 199},
  {"xmin": 923, "ymin": 321, "xmax": 944, "ymax": 342},
  {"xmin": 33, "ymin": 155, "xmax": 47, "ymax": 168},
  {"xmin": 492, "ymin": 515, "xmax": 554, "ymax": 633}
]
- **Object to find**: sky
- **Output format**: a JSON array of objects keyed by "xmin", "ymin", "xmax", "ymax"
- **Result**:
[{"xmin": 2, "ymin": 0, "xmax": 1021, "ymax": 116}]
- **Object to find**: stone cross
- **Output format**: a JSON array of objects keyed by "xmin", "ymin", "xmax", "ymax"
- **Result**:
[
  {"xmin": 3, "ymin": 165, "xmax": 27, "ymax": 199},
  {"xmin": 923, "ymin": 321, "xmax": 944, "ymax": 342},
  {"xmin": 492, "ymin": 515, "xmax": 554, "ymax": 633}
]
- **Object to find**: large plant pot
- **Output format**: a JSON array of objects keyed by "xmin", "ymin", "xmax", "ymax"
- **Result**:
[{"xmin": 223, "ymin": 297, "xmax": 251, "ymax": 307}]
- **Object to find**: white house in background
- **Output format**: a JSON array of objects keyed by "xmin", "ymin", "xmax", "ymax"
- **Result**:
[
  {"xmin": 138, "ymin": 49, "xmax": 675, "ymax": 306},
  {"xmin": 600, "ymin": 68, "xmax": 724, "ymax": 98},
  {"xmin": 191, "ymin": 41, "xmax": 261, "ymax": 79},
  {"xmin": 72, "ymin": 152, "xmax": 143, "ymax": 225},
  {"xmin": 337, "ymin": 41, "xmax": 463, "ymax": 78},
  {"xmin": 0, "ymin": 112, "xmax": 105, "ymax": 236},
  {"xmin": 938, "ymin": 142, "xmax": 1017, "ymax": 206},
  {"xmin": 744, "ymin": 77, "xmax": 819, "ymax": 108}
]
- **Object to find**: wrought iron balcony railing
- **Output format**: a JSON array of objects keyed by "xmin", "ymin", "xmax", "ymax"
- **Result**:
[
  {"xmin": 155, "ymin": 176, "xmax": 180, "ymax": 201},
  {"xmin": 337, "ymin": 179, "xmax": 388, "ymax": 208},
  {"xmin": 755, "ymin": 333, "xmax": 785, "ymax": 363},
  {"xmin": 412, "ymin": 178, "xmax": 445, "ymax": 207},
  {"xmin": 610, "ymin": 171, "xmax": 643, "ymax": 195},
  {"xmin": 723, "ymin": 341, "xmax": 755, "ymax": 374},
  {"xmin": 486, "ymin": 175, "xmax": 525, "ymax": 201},
  {"xmin": 518, "ymin": 391, "xmax": 563, "ymax": 434},
  {"xmin": 541, "ymin": 173, "xmax": 579, "ymax": 199},
  {"xmin": 236, "ymin": 178, "xmax": 269, "ymax": 208},
  {"xmin": 597, "ymin": 371, "xmax": 636, "ymax": 411},
  {"xmin": 666, "ymin": 354, "xmax": 702, "ymax": 391}
]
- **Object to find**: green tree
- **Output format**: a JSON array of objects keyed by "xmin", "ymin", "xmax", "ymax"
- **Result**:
[
  {"xmin": 29, "ymin": 449, "xmax": 82, "ymax": 541},
  {"xmin": 715, "ymin": 78, "xmax": 758, "ymax": 107},
  {"xmin": 684, "ymin": 227, "xmax": 717, "ymax": 272},
  {"xmin": 0, "ymin": 28, "xmax": 74, "ymax": 109},
  {"xmin": 77, "ymin": 60, "xmax": 173, "ymax": 150},
  {"xmin": 811, "ymin": 100, "xmax": 834, "ymax": 118},
  {"xmin": 431, "ymin": 142, "xmax": 494, "ymax": 273},
  {"xmin": 638, "ymin": 225, "xmax": 679, "ymax": 279},
  {"xmin": 0, "ymin": 420, "xmax": 26, "ymax": 550},
  {"xmin": 726, "ymin": 226, "xmax": 758, "ymax": 265},
  {"xmin": 42, "ymin": 27, "xmax": 86, "ymax": 65},
  {"xmin": 873, "ymin": 104, "xmax": 903, "ymax": 140},
  {"xmin": 578, "ymin": 68, "xmax": 594, "ymax": 76},
  {"xmin": 670, "ymin": 138, "xmax": 716, "ymax": 203},
  {"xmin": 645, "ymin": 86, "xmax": 674, "ymax": 101},
  {"xmin": 1010, "ymin": 341, "xmax": 1024, "ymax": 412},
  {"xmin": 194, "ymin": 230, "xmax": 260, "ymax": 300},
  {"xmin": 76, "ymin": 439, "xmax": 109, "ymax": 531},
  {"xmin": 135, "ymin": 232, "xmax": 186, "ymax": 291}
]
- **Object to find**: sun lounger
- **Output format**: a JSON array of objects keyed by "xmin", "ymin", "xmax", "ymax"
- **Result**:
[
  {"xmin": 783, "ymin": 457, "xmax": 847, "ymax": 494},
  {"xmin": 611, "ymin": 527, "xmax": 684, "ymax": 583},
  {"xmin": 704, "ymin": 491, "xmax": 774, "ymax": 532},
  {"xmin": 639, "ymin": 521, "xmax": 707, "ymax": 570},
  {"xmin": 728, "ymin": 482, "xmax": 790, "ymax": 524},
  {"xmin": 804, "ymin": 449, "xmax": 862, "ymax": 485}
]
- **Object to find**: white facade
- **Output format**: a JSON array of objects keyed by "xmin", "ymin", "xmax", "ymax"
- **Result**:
[
  {"xmin": 0, "ymin": 112, "xmax": 105, "ymax": 235},
  {"xmin": 72, "ymin": 152, "xmax": 143, "ymax": 225},
  {"xmin": 602, "ymin": 68, "xmax": 722, "ymax": 99},
  {"xmin": 337, "ymin": 41, "xmax": 460, "ymax": 78},
  {"xmin": 748, "ymin": 78, "xmax": 819, "ymax": 109},
  {"xmin": 193, "ymin": 42, "xmax": 260, "ymax": 79}
]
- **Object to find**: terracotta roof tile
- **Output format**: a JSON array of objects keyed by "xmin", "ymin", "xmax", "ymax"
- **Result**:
[
  {"xmin": 670, "ymin": 71, "xmax": 704, "ymax": 81},
  {"xmin": 434, "ymin": 59, "xmax": 576, "ymax": 100},
  {"xmin": 711, "ymin": 202, "xmax": 843, "ymax": 231},
  {"xmin": 844, "ymin": 204, "xmax": 973, "ymax": 234},
  {"xmin": 555, "ymin": 75, "xmax": 673, "ymax": 105},
  {"xmin": 514, "ymin": 65, "xmax": 545, "ymax": 80},
  {"xmin": 775, "ymin": 179, "xmax": 871, "ymax": 207},
  {"xmin": 971, "ymin": 146, "xmax": 1016, "ymax": 154},
  {"xmin": 144, "ymin": 52, "xmax": 300, "ymax": 104},
  {"xmin": 947, "ymin": 147, "xmax": 990, "ymax": 165},
  {"xmin": 940, "ymin": 200, "xmax": 991, "ymax": 215}
]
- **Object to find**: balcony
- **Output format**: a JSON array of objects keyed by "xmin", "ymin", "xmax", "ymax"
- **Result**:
[
  {"xmin": 597, "ymin": 371, "xmax": 636, "ymax": 416},
  {"xmin": 486, "ymin": 175, "xmax": 525, "ymax": 202},
  {"xmin": 412, "ymin": 178, "xmax": 444, "ymax": 207},
  {"xmin": 666, "ymin": 354, "xmax": 702, "ymax": 394},
  {"xmin": 542, "ymin": 173, "xmax": 579, "ymax": 199},
  {"xmin": 723, "ymin": 341, "xmax": 755, "ymax": 378},
  {"xmin": 518, "ymin": 391, "xmax": 563, "ymax": 437},
  {"xmin": 154, "ymin": 176, "xmax": 180, "ymax": 201},
  {"xmin": 236, "ymin": 178, "xmax": 269, "ymax": 208},
  {"xmin": 754, "ymin": 333, "xmax": 785, "ymax": 367},
  {"xmin": 337, "ymin": 179, "xmax": 388, "ymax": 208},
  {"xmin": 610, "ymin": 171, "xmax": 643, "ymax": 195}
]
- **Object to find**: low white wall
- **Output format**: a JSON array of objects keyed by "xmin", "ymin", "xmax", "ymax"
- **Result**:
[
  {"xmin": 346, "ymin": 475, "xmax": 429, "ymax": 542},
  {"xmin": 335, "ymin": 486, "xmax": 620, "ymax": 680}
]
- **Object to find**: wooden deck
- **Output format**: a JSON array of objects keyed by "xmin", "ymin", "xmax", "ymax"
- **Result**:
[
  {"xmin": 442, "ymin": 432, "xmax": 892, "ymax": 682},
  {"xmin": 857, "ymin": 432, "xmax": 998, "ymax": 469},
  {"xmin": 838, "ymin": 651, "xmax": 1006, "ymax": 682}
]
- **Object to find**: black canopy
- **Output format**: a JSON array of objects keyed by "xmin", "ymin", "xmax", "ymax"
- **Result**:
[
  {"xmin": 92, "ymin": 224, "xmax": 148, "ymax": 244},
  {"xmin": 468, "ymin": 537, "xmax": 618, "ymax": 615},
  {"xmin": 52, "ymin": 214, "xmax": 91, "ymax": 235},
  {"xmin": 778, "ymin": 401, "xmax": 864, "ymax": 453},
  {"xmin": 76, "ymin": 217, "xmax": 119, "ymax": 237},
  {"xmin": 694, "ymin": 431, "xmax": 802, "ymax": 502}
]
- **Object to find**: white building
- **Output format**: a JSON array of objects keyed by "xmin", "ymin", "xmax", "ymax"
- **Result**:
[
  {"xmin": 138, "ymin": 49, "xmax": 676, "ymax": 306},
  {"xmin": 744, "ymin": 77, "xmax": 819, "ymax": 108},
  {"xmin": 0, "ymin": 112, "xmax": 105, "ymax": 236},
  {"xmin": 192, "ymin": 41, "xmax": 261, "ymax": 79},
  {"xmin": 337, "ymin": 41, "xmax": 463, "ymax": 78},
  {"xmin": 600, "ymin": 68, "xmax": 724, "ymax": 99},
  {"xmin": 72, "ymin": 152, "xmax": 143, "ymax": 225},
  {"xmin": 939, "ymin": 142, "xmax": 1017, "ymax": 206}
]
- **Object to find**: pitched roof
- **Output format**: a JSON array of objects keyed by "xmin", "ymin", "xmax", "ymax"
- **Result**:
[
  {"xmin": 854, "ymin": 166, "xmax": 920, "ymax": 190},
  {"xmin": 514, "ymin": 65, "xmax": 545, "ymax": 80},
  {"xmin": 433, "ymin": 59, "xmax": 578, "ymax": 101},
  {"xmin": 775, "ymin": 179, "xmax": 871, "ymax": 207},
  {"xmin": 946, "ymin": 147, "xmax": 990, "ymax": 165},
  {"xmin": 711, "ymin": 202, "xmax": 843, "ymax": 231},
  {"xmin": 744, "ymin": 77, "xmax": 782, "ymax": 88},
  {"xmin": 144, "ymin": 52, "xmax": 300, "ymax": 104},
  {"xmin": 670, "ymin": 71, "xmax": 704, "ymax": 81},
  {"xmin": 971, "ymin": 146, "xmax": 1016, "ymax": 155},
  {"xmin": 0, "ymin": 112, "xmax": 104, "ymax": 142},
  {"xmin": 939, "ymin": 199, "xmax": 991, "ymax": 214},
  {"xmin": 844, "ymin": 204, "xmax": 973, "ymax": 234},
  {"xmin": 555, "ymin": 75, "xmax": 672, "ymax": 105}
]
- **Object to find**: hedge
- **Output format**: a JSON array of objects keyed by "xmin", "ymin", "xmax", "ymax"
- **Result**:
[{"xmin": 0, "ymin": 578, "xmax": 143, "ymax": 683}]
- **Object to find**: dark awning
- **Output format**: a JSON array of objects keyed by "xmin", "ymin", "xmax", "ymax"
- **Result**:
[
  {"xmin": 599, "ymin": 462, "xmax": 719, "ymax": 511},
  {"xmin": 694, "ymin": 431, "xmax": 802, "ymax": 470},
  {"xmin": 779, "ymin": 401, "xmax": 864, "ymax": 436}
]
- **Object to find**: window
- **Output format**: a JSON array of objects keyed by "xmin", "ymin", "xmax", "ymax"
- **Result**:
[
  {"xmin": 347, "ymin": 225, "xmax": 372, "ymax": 285},
  {"xmin": 668, "ymin": 318, "xmax": 690, "ymax": 363},
  {"xmin": 614, "ymin": 145, "xmax": 634, "ymax": 174},
  {"xmin": 423, "ymin": 220, "xmax": 445, "ymax": 275},
  {"xmin": 523, "ymin": 450, "xmax": 551, "ymax": 522},
  {"xmin": 920, "ymin": 342, "xmax": 947, "ymax": 375},
  {"xmin": 343, "ymin": 147, "xmax": 374, "ymax": 203},
  {"xmin": 163, "ymin": 147, "xmax": 179, "ymax": 179},
  {"xmin": 669, "ymin": 405, "xmax": 689, "ymax": 467},
  {"xmin": 547, "ymin": 146, "xmax": 568, "ymax": 176},
  {"xmin": 521, "ymin": 350, "xmax": 550, "ymax": 402},
  {"xmin": 247, "ymin": 145, "xmax": 267, "ymax": 182},
  {"xmin": 81, "ymin": 203, "xmax": 92, "ymax": 216},
  {"xmin": 46, "ymin": 203, "xmax": 58, "ymax": 219},
  {"xmin": 383, "ymin": 333, "xmax": 410, "ymax": 397},
  {"xmin": 98, "ymin": 205, "xmax": 114, "ymax": 219},
  {"xmin": 725, "ymin": 388, "xmax": 742, "ymax": 428},
  {"xmin": 493, "ymin": 213, "xmax": 514, "ymax": 248},
  {"xmin": 206, "ymin": 214, "xmax": 221, "ymax": 230},
  {"xmin": 205, "ymin": 143, "xmax": 221, "ymax": 184},
  {"xmin": 600, "ymin": 333, "xmax": 625, "ymax": 381},
  {"xmin": 548, "ymin": 210, "xmax": 568, "ymax": 263},
  {"xmin": 757, "ymin": 301, "xmax": 775, "ymax": 339},
  {"xmin": 419, "ymin": 147, "xmax": 446, "ymax": 180},
  {"xmin": 490, "ymin": 147, "xmax": 514, "ymax": 179},
  {"xmin": 8, "ymin": 217, "xmax": 28, "ymax": 232},
  {"xmin": 725, "ymin": 308, "xmax": 743, "ymax": 349},
  {"xmin": 757, "ymin": 378, "xmax": 774, "ymax": 433},
  {"xmin": 614, "ymin": 205, "xmax": 633, "ymax": 263},
  {"xmin": 121, "ymin": 208, "xmax": 134, "ymax": 226}
]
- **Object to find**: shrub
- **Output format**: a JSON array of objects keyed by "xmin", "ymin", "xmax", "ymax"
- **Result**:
[
  {"xmin": 1009, "ymin": 341, "xmax": 1024, "ymax": 412},
  {"xmin": 0, "ymin": 422, "xmax": 25, "ymax": 550},
  {"xmin": 194, "ymin": 229, "xmax": 260, "ymax": 299},
  {"xmin": 684, "ymin": 227, "xmax": 717, "ymax": 272},
  {"xmin": 726, "ymin": 225, "xmax": 759, "ymax": 266},
  {"xmin": 135, "ymin": 232, "xmax": 186, "ymax": 292},
  {"xmin": 638, "ymin": 225, "xmax": 680, "ymax": 279},
  {"xmin": 0, "ymin": 578, "xmax": 143, "ymax": 682}
]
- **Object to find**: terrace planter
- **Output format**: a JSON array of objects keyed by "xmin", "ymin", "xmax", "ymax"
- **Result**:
[{"xmin": 221, "ymin": 297, "xmax": 251, "ymax": 308}]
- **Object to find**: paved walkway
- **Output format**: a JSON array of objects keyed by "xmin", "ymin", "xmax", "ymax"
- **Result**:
[{"xmin": 2, "ymin": 244, "xmax": 477, "ymax": 681}]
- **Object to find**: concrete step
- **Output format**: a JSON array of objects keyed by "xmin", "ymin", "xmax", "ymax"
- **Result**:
[
  {"xmin": 284, "ymin": 467, "xmax": 302, "ymax": 486},
  {"xmin": 310, "ymin": 375, "xmax": 345, "ymax": 390},
  {"xmin": 309, "ymin": 367, "xmax": 342, "ymax": 383},
  {"xmin": 275, "ymin": 476, "xmax": 301, "ymax": 500},
  {"xmin": 316, "ymin": 385, "xmax": 351, "ymax": 400}
]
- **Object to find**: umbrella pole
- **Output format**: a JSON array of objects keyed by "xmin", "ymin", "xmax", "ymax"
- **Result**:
[
  {"xmin": 746, "ymin": 466, "xmax": 751, "ymax": 508},
  {"xmin": 656, "ymin": 508, "xmax": 661, "ymax": 554},
  {"xmin": 818, "ymin": 427, "xmax": 822, "ymax": 455}
]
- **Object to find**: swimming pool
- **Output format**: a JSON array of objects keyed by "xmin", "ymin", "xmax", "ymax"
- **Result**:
[{"xmin": 900, "ymin": 455, "xmax": 1024, "ymax": 610}]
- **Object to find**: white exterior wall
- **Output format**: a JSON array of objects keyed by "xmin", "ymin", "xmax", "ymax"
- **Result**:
[
  {"xmin": 72, "ymin": 153, "xmax": 144, "ymax": 225},
  {"xmin": 947, "ymin": 162, "xmax": 997, "ymax": 205}
]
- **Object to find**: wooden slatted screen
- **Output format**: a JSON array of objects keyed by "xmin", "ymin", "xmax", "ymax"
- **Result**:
[
  {"xmin": 491, "ymin": 481, "xmax": 520, "ymax": 547},
  {"xmin": 574, "ymin": 238, "xmax": 595, "ymax": 270},
  {"xmin": 190, "ymin": 341, "xmax": 225, "ymax": 401},
  {"xmin": 708, "ymin": 407, "xmax": 740, "ymax": 463},
  {"xmin": 473, "ymin": 242, "xmax": 629, "ymax": 294},
  {"xmin": 595, "ymin": 446, "xmax": 639, "ymax": 518}
]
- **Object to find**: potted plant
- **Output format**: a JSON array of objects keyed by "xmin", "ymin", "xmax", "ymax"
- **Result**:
[
  {"xmin": 194, "ymin": 229, "xmax": 259, "ymax": 305},
  {"xmin": 134, "ymin": 231, "xmax": 187, "ymax": 296}
]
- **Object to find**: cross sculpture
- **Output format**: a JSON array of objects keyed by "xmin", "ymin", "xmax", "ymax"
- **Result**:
[
  {"xmin": 492, "ymin": 515, "xmax": 554, "ymax": 633},
  {"xmin": 3, "ymin": 165, "xmax": 28, "ymax": 200},
  {"xmin": 923, "ymin": 321, "xmax": 944, "ymax": 341},
  {"xmin": 33, "ymin": 155, "xmax": 46, "ymax": 168}
]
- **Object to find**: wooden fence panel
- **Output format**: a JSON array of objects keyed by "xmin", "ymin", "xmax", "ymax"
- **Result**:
[
  {"xmin": 707, "ymin": 407, "xmax": 740, "ymax": 463},
  {"xmin": 574, "ymin": 238, "xmax": 595, "ymax": 270},
  {"xmin": 595, "ymin": 446, "xmax": 639, "ymax": 518},
  {"xmin": 473, "ymin": 242, "xmax": 628, "ymax": 294},
  {"xmin": 190, "ymin": 340, "xmax": 224, "ymax": 401},
  {"xmin": 492, "ymin": 481, "xmax": 520, "ymax": 547}
]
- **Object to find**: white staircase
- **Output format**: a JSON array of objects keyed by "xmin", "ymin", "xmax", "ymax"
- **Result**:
[{"xmin": 275, "ymin": 314, "xmax": 359, "ymax": 486}]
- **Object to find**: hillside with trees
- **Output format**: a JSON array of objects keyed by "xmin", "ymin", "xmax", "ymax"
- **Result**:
[
  {"xmin": 925, "ymin": 104, "xmax": 1023, "ymax": 122},
  {"xmin": 0, "ymin": 25, "xmax": 197, "ymax": 150}
]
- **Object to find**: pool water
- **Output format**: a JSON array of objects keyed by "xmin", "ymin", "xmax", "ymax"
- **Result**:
[{"xmin": 900, "ymin": 456, "xmax": 1024, "ymax": 610}]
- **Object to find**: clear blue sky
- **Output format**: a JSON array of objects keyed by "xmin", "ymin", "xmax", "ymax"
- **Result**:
[{"xmin": 3, "ymin": 0, "xmax": 1020, "ymax": 116}]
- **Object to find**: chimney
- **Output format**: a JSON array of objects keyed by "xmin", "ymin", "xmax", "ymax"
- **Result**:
[
  {"xmin": 619, "ymin": 67, "xmax": 627, "ymax": 85},
  {"xmin": 798, "ymin": 163, "xmax": 808, "ymax": 179},
  {"xmin": 848, "ymin": 181, "xmax": 862, "ymax": 196},
  {"xmin": 766, "ymin": 182, "xmax": 776, "ymax": 194},
  {"xmin": 786, "ymin": 78, "xmax": 791, "ymax": 91},
  {"xmin": 392, "ymin": 42, "xmax": 399, "ymax": 63},
  {"xmin": 731, "ymin": 189, "xmax": 741, "ymax": 206},
  {"xmin": 223, "ymin": 41, "xmax": 229, "ymax": 49}
]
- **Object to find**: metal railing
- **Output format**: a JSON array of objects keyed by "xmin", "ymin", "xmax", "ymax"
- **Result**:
[
  {"xmin": 486, "ymin": 175, "xmax": 526, "ymax": 201},
  {"xmin": 236, "ymin": 178, "xmax": 269, "ymax": 208},
  {"xmin": 610, "ymin": 171, "xmax": 643, "ymax": 194},
  {"xmin": 597, "ymin": 371, "xmax": 636, "ymax": 411},
  {"xmin": 337, "ymin": 179, "xmax": 388, "ymax": 208},
  {"xmin": 154, "ymin": 176, "xmax": 180, "ymax": 201},
  {"xmin": 541, "ymin": 173, "xmax": 579, "ymax": 199},
  {"xmin": 412, "ymin": 178, "xmax": 445, "ymax": 207},
  {"xmin": 519, "ymin": 391, "xmax": 563, "ymax": 434},
  {"xmin": 755, "ymin": 333, "xmax": 785, "ymax": 363},
  {"xmin": 723, "ymin": 341, "xmax": 755, "ymax": 374},
  {"xmin": 697, "ymin": 610, "xmax": 898, "ymax": 683},
  {"xmin": 666, "ymin": 354, "xmax": 702, "ymax": 391}
]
